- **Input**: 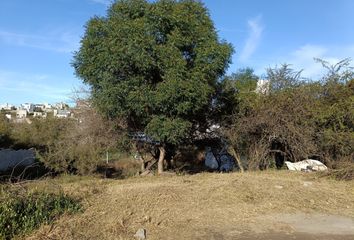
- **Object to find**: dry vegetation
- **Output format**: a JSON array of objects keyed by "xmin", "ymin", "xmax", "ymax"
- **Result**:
[{"xmin": 16, "ymin": 171, "xmax": 354, "ymax": 240}]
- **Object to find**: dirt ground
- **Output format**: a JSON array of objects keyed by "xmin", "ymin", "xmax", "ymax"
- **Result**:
[{"xmin": 25, "ymin": 171, "xmax": 354, "ymax": 240}]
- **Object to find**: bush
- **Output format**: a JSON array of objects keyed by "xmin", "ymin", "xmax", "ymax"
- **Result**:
[
  {"xmin": 9, "ymin": 109, "xmax": 125, "ymax": 175},
  {"xmin": 0, "ymin": 115, "xmax": 12, "ymax": 148},
  {"xmin": 37, "ymin": 110, "xmax": 125, "ymax": 174},
  {"xmin": 224, "ymin": 61, "xmax": 354, "ymax": 170},
  {"xmin": 0, "ymin": 187, "xmax": 81, "ymax": 239}
]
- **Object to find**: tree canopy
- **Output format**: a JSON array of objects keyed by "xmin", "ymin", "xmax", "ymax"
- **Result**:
[{"xmin": 72, "ymin": 0, "xmax": 233, "ymax": 173}]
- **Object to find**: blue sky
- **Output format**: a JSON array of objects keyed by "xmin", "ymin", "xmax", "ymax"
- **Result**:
[{"xmin": 1, "ymin": 0, "xmax": 354, "ymax": 105}]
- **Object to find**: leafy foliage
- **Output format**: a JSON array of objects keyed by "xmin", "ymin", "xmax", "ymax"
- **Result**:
[
  {"xmin": 73, "ymin": 0, "xmax": 233, "ymax": 146},
  {"xmin": 267, "ymin": 64, "xmax": 304, "ymax": 92},
  {"xmin": 0, "ymin": 115, "xmax": 12, "ymax": 148},
  {"xmin": 217, "ymin": 68, "xmax": 259, "ymax": 120}
]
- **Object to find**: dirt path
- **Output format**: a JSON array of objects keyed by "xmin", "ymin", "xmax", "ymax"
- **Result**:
[
  {"xmin": 27, "ymin": 171, "xmax": 354, "ymax": 240},
  {"xmin": 242, "ymin": 213, "xmax": 354, "ymax": 240}
]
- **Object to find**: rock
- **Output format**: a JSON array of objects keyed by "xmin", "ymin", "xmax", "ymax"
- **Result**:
[
  {"xmin": 134, "ymin": 228, "xmax": 146, "ymax": 240},
  {"xmin": 275, "ymin": 185, "xmax": 284, "ymax": 189},
  {"xmin": 303, "ymin": 181, "xmax": 313, "ymax": 187}
]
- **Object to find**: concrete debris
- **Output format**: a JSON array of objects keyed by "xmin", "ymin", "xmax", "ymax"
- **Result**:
[{"xmin": 134, "ymin": 228, "xmax": 146, "ymax": 240}]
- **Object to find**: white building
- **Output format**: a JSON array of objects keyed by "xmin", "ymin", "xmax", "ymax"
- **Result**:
[
  {"xmin": 54, "ymin": 109, "xmax": 71, "ymax": 118},
  {"xmin": 54, "ymin": 102, "xmax": 68, "ymax": 110},
  {"xmin": 34, "ymin": 104, "xmax": 46, "ymax": 111},
  {"xmin": 16, "ymin": 109, "xmax": 27, "ymax": 119},
  {"xmin": 44, "ymin": 103, "xmax": 53, "ymax": 110},
  {"xmin": 20, "ymin": 103, "xmax": 35, "ymax": 113},
  {"xmin": 255, "ymin": 79, "xmax": 270, "ymax": 94},
  {"xmin": 0, "ymin": 103, "xmax": 14, "ymax": 110},
  {"xmin": 33, "ymin": 111, "xmax": 47, "ymax": 118}
]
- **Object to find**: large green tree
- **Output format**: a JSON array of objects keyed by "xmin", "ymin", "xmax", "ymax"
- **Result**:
[{"xmin": 73, "ymin": 0, "xmax": 233, "ymax": 173}]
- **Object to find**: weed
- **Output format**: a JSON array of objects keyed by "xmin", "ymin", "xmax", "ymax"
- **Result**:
[{"xmin": 0, "ymin": 186, "xmax": 81, "ymax": 239}]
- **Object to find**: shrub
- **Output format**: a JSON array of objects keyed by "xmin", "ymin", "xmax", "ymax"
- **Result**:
[
  {"xmin": 0, "ymin": 115, "xmax": 12, "ymax": 148},
  {"xmin": 37, "ymin": 110, "xmax": 125, "ymax": 174},
  {"xmin": 9, "ymin": 109, "xmax": 125, "ymax": 175},
  {"xmin": 0, "ymin": 187, "xmax": 81, "ymax": 239},
  {"xmin": 224, "ymin": 61, "xmax": 353, "ymax": 170}
]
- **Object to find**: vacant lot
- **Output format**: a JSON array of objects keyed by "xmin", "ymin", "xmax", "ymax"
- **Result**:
[{"xmin": 21, "ymin": 171, "xmax": 354, "ymax": 240}]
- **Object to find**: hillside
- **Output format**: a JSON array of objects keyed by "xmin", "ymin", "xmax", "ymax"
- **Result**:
[{"xmin": 23, "ymin": 171, "xmax": 354, "ymax": 240}]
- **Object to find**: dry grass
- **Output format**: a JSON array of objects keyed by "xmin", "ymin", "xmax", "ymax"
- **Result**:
[
  {"xmin": 17, "ymin": 171, "xmax": 354, "ymax": 240},
  {"xmin": 323, "ymin": 161, "xmax": 354, "ymax": 181}
]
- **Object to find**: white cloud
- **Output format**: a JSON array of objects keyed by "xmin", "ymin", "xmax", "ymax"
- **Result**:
[
  {"xmin": 290, "ymin": 44, "xmax": 332, "ymax": 78},
  {"xmin": 239, "ymin": 15, "xmax": 264, "ymax": 62},
  {"xmin": 255, "ymin": 44, "xmax": 354, "ymax": 79},
  {"xmin": 0, "ymin": 29, "xmax": 80, "ymax": 53}
]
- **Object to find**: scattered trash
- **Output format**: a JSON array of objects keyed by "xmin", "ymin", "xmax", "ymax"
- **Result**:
[
  {"xmin": 204, "ymin": 147, "xmax": 235, "ymax": 172},
  {"xmin": 205, "ymin": 147, "xmax": 219, "ymax": 170},
  {"xmin": 274, "ymin": 185, "xmax": 284, "ymax": 189},
  {"xmin": 218, "ymin": 153, "xmax": 235, "ymax": 172},
  {"xmin": 134, "ymin": 228, "xmax": 146, "ymax": 240},
  {"xmin": 285, "ymin": 159, "xmax": 328, "ymax": 172}
]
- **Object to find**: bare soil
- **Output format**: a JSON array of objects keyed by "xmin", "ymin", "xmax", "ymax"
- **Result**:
[{"xmin": 25, "ymin": 171, "xmax": 354, "ymax": 240}]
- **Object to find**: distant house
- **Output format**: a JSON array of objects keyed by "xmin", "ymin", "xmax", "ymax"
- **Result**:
[
  {"xmin": 20, "ymin": 103, "xmax": 35, "ymax": 113},
  {"xmin": 33, "ymin": 111, "xmax": 47, "ymax": 118},
  {"xmin": 76, "ymin": 99, "xmax": 91, "ymax": 109},
  {"xmin": 54, "ymin": 102, "xmax": 69, "ymax": 110},
  {"xmin": 255, "ymin": 79, "xmax": 270, "ymax": 94},
  {"xmin": 0, "ymin": 103, "xmax": 15, "ymax": 110},
  {"xmin": 16, "ymin": 109, "xmax": 27, "ymax": 119},
  {"xmin": 44, "ymin": 103, "xmax": 54, "ymax": 113},
  {"xmin": 54, "ymin": 109, "xmax": 71, "ymax": 118},
  {"xmin": 34, "ymin": 104, "xmax": 46, "ymax": 112}
]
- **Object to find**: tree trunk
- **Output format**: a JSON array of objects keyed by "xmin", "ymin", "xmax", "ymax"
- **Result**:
[
  {"xmin": 158, "ymin": 146, "xmax": 166, "ymax": 174},
  {"xmin": 230, "ymin": 147, "xmax": 245, "ymax": 173},
  {"xmin": 141, "ymin": 159, "xmax": 146, "ymax": 172},
  {"xmin": 134, "ymin": 144, "xmax": 146, "ymax": 172}
]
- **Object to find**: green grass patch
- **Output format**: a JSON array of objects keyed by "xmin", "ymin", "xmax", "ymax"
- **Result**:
[{"xmin": 0, "ymin": 186, "xmax": 81, "ymax": 239}]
